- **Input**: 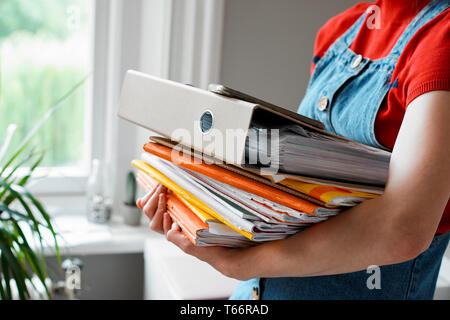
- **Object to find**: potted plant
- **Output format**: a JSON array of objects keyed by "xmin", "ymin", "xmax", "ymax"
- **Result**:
[
  {"xmin": 0, "ymin": 124, "xmax": 60, "ymax": 300},
  {"xmin": 121, "ymin": 171, "xmax": 141, "ymax": 226},
  {"xmin": 0, "ymin": 77, "xmax": 85, "ymax": 299}
]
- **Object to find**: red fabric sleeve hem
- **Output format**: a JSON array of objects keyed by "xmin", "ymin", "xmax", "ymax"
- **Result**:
[{"xmin": 406, "ymin": 78, "xmax": 450, "ymax": 107}]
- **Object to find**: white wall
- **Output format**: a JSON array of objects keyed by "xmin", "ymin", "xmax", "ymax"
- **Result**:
[{"xmin": 220, "ymin": 0, "xmax": 358, "ymax": 111}]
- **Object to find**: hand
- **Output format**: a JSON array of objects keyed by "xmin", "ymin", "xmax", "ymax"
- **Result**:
[
  {"xmin": 137, "ymin": 183, "xmax": 250, "ymax": 280},
  {"xmin": 163, "ymin": 218, "xmax": 249, "ymax": 280},
  {"xmin": 136, "ymin": 183, "xmax": 168, "ymax": 234}
]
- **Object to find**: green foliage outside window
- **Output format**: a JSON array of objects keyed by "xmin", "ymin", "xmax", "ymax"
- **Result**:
[{"xmin": 0, "ymin": 0, "xmax": 91, "ymax": 167}]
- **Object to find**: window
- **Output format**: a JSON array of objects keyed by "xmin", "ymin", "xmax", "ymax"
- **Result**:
[
  {"xmin": 0, "ymin": 0, "xmax": 223, "ymax": 206},
  {"xmin": 0, "ymin": 0, "xmax": 93, "ymax": 174}
]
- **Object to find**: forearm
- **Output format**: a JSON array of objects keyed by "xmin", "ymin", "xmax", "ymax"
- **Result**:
[
  {"xmin": 232, "ymin": 196, "xmax": 431, "ymax": 280},
  {"xmin": 230, "ymin": 91, "xmax": 450, "ymax": 281}
]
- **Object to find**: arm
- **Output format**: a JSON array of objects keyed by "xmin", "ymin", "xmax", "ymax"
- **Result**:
[
  {"xmin": 231, "ymin": 90, "xmax": 450, "ymax": 279},
  {"xmin": 145, "ymin": 91, "xmax": 450, "ymax": 280}
]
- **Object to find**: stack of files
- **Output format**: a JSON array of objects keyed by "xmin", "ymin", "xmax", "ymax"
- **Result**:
[
  {"xmin": 118, "ymin": 71, "xmax": 391, "ymax": 247},
  {"xmin": 136, "ymin": 168, "xmax": 255, "ymax": 247},
  {"xmin": 246, "ymin": 121, "xmax": 391, "ymax": 186},
  {"xmin": 132, "ymin": 142, "xmax": 342, "ymax": 247},
  {"xmin": 206, "ymin": 81, "xmax": 391, "ymax": 187}
]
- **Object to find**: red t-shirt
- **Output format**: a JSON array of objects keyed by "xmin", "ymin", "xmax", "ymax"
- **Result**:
[{"xmin": 311, "ymin": 0, "xmax": 450, "ymax": 234}]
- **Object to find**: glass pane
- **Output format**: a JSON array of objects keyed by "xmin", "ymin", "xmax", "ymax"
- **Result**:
[{"xmin": 0, "ymin": 0, "xmax": 93, "ymax": 168}]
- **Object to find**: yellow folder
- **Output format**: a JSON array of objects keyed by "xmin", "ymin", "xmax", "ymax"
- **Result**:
[{"xmin": 132, "ymin": 159, "xmax": 254, "ymax": 240}]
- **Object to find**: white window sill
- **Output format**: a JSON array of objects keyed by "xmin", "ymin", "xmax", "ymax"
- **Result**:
[{"xmin": 39, "ymin": 213, "xmax": 161, "ymax": 257}]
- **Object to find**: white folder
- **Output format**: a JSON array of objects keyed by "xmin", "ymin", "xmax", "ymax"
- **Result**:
[{"xmin": 118, "ymin": 70, "xmax": 329, "ymax": 165}]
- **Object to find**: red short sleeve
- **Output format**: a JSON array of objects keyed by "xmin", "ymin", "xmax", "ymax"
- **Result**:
[{"xmin": 393, "ymin": 10, "xmax": 450, "ymax": 108}]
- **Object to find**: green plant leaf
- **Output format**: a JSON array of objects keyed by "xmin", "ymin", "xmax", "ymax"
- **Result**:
[
  {"xmin": 0, "ymin": 150, "xmax": 44, "ymax": 204},
  {"xmin": 5, "ymin": 220, "xmax": 48, "ymax": 299},
  {"xmin": 0, "ymin": 229, "xmax": 29, "ymax": 300},
  {"xmin": 0, "ymin": 180, "xmax": 45, "ymax": 250},
  {"xmin": 13, "ymin": 150, "xmax": 45, "ymax": 189},
  {"xmin": 1, "ymin": 146, "xmax": 40, "ymax": 183},
  {"xmin": 11, "ymin": 219, "xmax": 50, "ymax": 297},
  {"xmin": 0, "ymin": 75, "xmax": 88, "ymax": 300},
  {"xmin": 3, "ymin": 181, "xmax": 60, "ymax": 263},
  {"xmin": 0, "ymin": 204, "xmax": 46, "ymax": 227},
  {"xmin": 0, "ymin": 149, "xmax": 39, "ymax": 202},
  {"xmin": 18, "ymin": 186, "xmax": 60, "ymax": 263},
  {"xmin": 0, "ymin": 124, "xmax": 17, "ymax": 165},
  {"xmin": 1, "ymin": 253, "xmax": 12, "ymax": 300},
  {"xmin": 0, "ymin": 140, "xmax": 30, "ymax": 178},
  {"xmin": 0, "ymin": 271, "xmax": 6, "ymax": 299}
]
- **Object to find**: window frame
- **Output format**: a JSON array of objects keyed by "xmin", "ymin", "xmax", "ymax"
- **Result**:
[
  {"xmin": 28, "ymin": 0, "xmax": 113, "ymax": 196},
  {"xmin": 28, "ymin": 0, "xmax": 225, "ymax": 213}
]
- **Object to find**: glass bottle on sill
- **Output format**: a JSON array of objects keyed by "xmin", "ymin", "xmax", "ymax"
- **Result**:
[{"xmin": 86, "ymin": 159, "xmax": 112, "ymax": 224}]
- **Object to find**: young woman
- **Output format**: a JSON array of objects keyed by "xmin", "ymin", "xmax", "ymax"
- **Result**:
[{"xmin": 137, "ymin": 0, "xmax": 450, "ymax": 299}]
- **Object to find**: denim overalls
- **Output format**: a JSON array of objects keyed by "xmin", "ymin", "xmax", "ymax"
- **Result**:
[{"xmin": 231, "ymin": 0, "xmax": 450, "ymax": 300}]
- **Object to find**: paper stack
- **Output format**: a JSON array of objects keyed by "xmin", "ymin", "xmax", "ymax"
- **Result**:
[
  {"xmin": 120, "ymin": 71, "xmax": 391, "ymax": 247},
  {"xmin": 132, "ymin": 135, "xmax": 388, "ymax": 247}
]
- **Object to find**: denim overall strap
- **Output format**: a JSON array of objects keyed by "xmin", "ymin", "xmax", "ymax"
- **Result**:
[
  {"xmin": 357, "ymin": 0, "xmax": 450, "ymax": 147},
  {"xmin": 297, "ymin": 0, "xmax": 449, "ymax": 148},
  {"xmin": 298, "ymin": 7, "xmax": 384, "ymax": 147}
]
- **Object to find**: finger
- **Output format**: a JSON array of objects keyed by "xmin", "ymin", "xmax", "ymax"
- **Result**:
[
  {"xmin": 149, "ymin": 193, "xmax": 167, "ymax": 233},
  {"xmin": 163, "ymin": 212, "xmax": 173, "ymax": 235},
  {"xmin": 172, "ymin": 222, "xmax": 181, "ymax": 232},
  {"xmin": 166, "ymin": 223, "xmax": 197, "ymax": 255},
  {"xmin": 142, "ymin": 184, "xmax": 165, "ymax": 219},
  {"xmin": 136, "ymin": 190, "xmax": 151, "ymax": 209},
  {"xmin": 136, "ymin": 184, "xmax": 160, "ymax": 208}
]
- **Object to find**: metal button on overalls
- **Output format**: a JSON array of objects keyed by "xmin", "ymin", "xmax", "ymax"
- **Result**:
[
  {"xmin": 318, "ymin": 96, "xmax": 329, "ymax": 111},
  {"xmin": 351, "ymin": 54, "xmax": 363, "ymax": 68}
]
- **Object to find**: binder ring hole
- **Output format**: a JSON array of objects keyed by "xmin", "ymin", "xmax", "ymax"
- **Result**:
[{"xmin": 200, "ymin": 110, "xmax": 214, "ymax": 134}]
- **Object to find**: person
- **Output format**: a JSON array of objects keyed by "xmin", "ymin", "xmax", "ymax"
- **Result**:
[{"xmin": 136, "ymin": 0, "xmax": 450, "ymax": 299}]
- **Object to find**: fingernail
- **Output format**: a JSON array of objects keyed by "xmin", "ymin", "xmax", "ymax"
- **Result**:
[{"xmin": 171, "ymin": 222, "xmax": 178, "ymax": 230}]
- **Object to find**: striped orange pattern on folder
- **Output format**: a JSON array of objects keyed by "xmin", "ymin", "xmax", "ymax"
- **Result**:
[
  {"xmin": 143, "ymin": 142, "xmax": 324, "ymax": 216},
  {"xmin": 136, "ymin": 170, "xmax": 208, "ymax": 245},
  {"xmin": 278, "ymin": 179, "xmax": 379, "ymax": 206},
  {"xmin": 133, "ymin": 159, "xmax": 255, "ymax": 240}
]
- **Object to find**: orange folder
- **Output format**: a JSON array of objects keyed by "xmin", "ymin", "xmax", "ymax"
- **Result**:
[
  {"xmin": 136, "ymin": 170, "xmax": 208, "ymax": 245},
  {"xmin": 133, "ymin": 159, "xmax": 255, "ymax": 239},
  {"xmin": 143, "ymin": 142, "xmax": 323, "ymax": 216}
]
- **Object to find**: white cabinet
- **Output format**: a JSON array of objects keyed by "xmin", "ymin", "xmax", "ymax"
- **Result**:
[{"xmin": 144, "ymin": 238, "xmax": 239, "ymax": 300}]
